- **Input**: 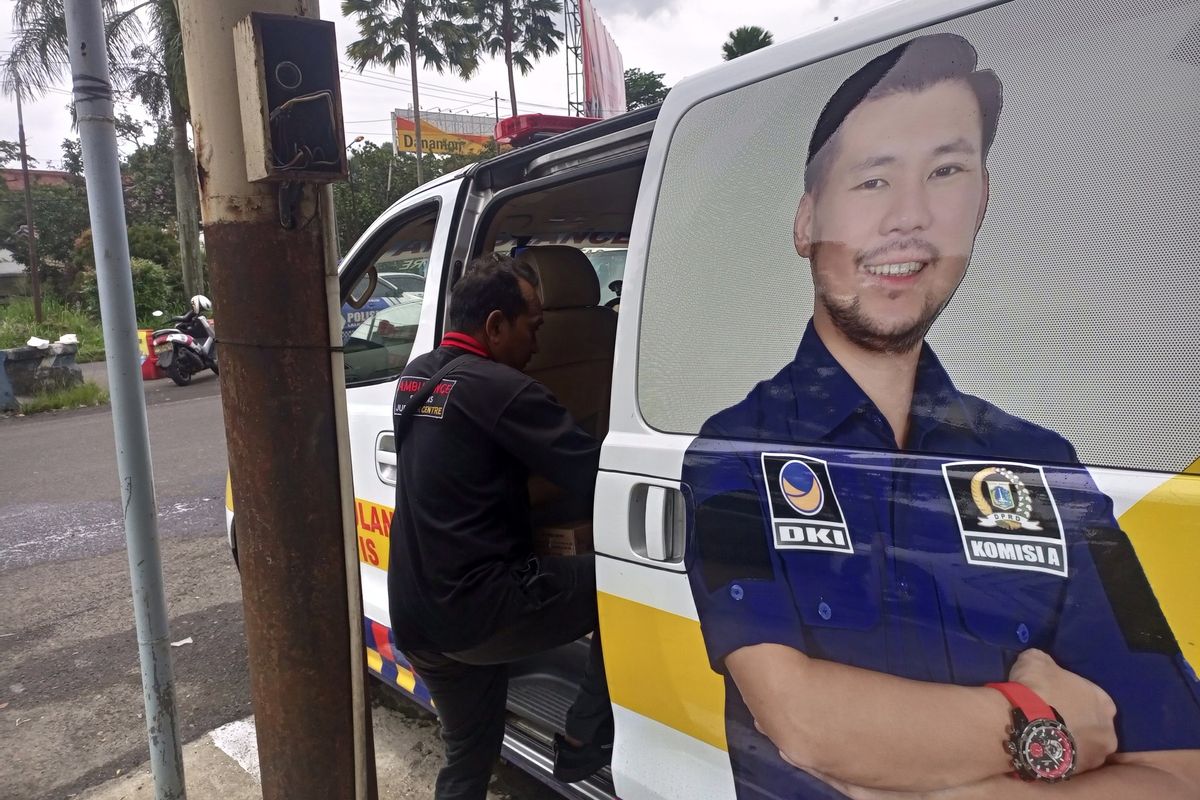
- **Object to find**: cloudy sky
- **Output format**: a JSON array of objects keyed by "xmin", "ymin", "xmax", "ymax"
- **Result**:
[{"xmin": 0, "ymin": 0, "xmax": 886, "ymax": 166}]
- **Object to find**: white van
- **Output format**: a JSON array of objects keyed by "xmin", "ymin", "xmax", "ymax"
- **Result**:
[{"xmin": 229, "ymin": 0, "xmax": 1200, "ymax": 796}]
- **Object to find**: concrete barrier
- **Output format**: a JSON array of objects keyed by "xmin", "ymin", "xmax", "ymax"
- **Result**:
[
  {"xmin": 2, "ymin": 342, "xmax": 84, "ymax": 396},
  {"xmin": 0, "ymin": 350, "xmax": 17, "ymax": 412}
]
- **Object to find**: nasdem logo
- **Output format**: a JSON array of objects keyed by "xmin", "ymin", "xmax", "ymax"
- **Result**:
[
  {"xmin": 761, "ymin": 453, "xmax": 852, "ymax": 554},
  {"xmin": 779, "ymin": 460, "xmax": 824, "ymax": 516}
]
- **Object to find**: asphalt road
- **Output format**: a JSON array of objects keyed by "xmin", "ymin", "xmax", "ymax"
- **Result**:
[
  {"xmin": 0, "ymin": 371, "xmax": 558, "ymax": 800},
  {"xmin": 0, "ymin": 371, "xmax": 240, "ymax": 800}
]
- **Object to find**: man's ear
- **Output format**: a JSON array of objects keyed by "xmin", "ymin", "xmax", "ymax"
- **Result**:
[
  {"xmin": 483, "ymin": 309, "xmax": 507, "ymax": 344},
  {"xmin": 794, "ymin": 193, "xmax": 815, "ymax": 259},
  {"xmin": 975, "ymin": 169, "xmax": 990, "ymax": 233}
]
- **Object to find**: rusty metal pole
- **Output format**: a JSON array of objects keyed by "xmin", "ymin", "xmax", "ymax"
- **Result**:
[{"xmin": 176, "ymin": 2, "xmax": 375, "ymax": 799}]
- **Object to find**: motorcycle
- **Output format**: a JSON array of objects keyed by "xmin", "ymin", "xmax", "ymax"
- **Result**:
[{"xmin": 151, "ymin": 295, "xmax": 218, "ymax": 386}]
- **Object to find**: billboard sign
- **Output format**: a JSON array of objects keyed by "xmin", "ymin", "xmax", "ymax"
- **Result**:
[
  {"xmin": 579, "ymin": 0, "xmax": 626, "ymax": 118},
  {"xmin": 393, "ymin": 110, "xmax": 494, "ymax": 156}
]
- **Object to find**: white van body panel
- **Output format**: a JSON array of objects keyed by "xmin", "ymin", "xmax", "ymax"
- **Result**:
[
  {"xmin": 347, "ymin": 177, "xmax": 465, "ymax": 633},
  {"xmin": 610, "ymin": 706, "xmax": 735, "ymax": 800},
  {"xmin": 598, "ymin": 2, "xmax": 1012, "ymax": 797}
]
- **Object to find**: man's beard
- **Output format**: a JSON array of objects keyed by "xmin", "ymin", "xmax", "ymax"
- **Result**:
[
  {"xmin": 819, "ymin": 292, "xmax": 939, "ymax": 354},
  {"xmin": 811, "ymin": 238, "xmax": 953, "ymax": 355}
]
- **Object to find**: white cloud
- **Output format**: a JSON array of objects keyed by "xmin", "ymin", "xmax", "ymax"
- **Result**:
[{"xmin": 593, "ymin": 0, "xmax": 681, "ymax": 19}]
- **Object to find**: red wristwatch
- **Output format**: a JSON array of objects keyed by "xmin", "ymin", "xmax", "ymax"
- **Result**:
[{"xmin": 986, "ymin": 682, "xmax": 1076, "ymax": 782}]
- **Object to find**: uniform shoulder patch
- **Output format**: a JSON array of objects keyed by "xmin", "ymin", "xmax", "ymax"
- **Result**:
[
  {"xmin": 942, "ymin": 461, "xmax": 1067, "ymax": 577},
  {"xmin": 760, "ymin": 453, "xmax": 852, "ymax": 553},
  {"xmin": 394, "ymin": 374, "xmax": 457, "ymax": 419}
]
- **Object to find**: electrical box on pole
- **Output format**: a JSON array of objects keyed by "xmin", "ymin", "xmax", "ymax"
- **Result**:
[{"xmin": 233, "ymin": 13, "xmax": 347, "ymax": 183}]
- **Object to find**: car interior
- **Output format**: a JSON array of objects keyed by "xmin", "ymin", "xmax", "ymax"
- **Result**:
[{"xmin": 468, "ymin": 162, "xmax": 647, "ymax": 789}]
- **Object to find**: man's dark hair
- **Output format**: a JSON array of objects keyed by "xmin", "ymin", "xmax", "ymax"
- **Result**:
[
  {"xmin": 448, "ymin": 252, "xmax": 540, "ymax": 332},
  {"xmin": 804, "ymin": 32, "xmax": 1003, "ymax": 193}
]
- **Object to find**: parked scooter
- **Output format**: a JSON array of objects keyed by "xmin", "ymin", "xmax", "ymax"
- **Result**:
[{"xmin": 151, "ymin": 295, "xmax": 218, "ymax": 386}]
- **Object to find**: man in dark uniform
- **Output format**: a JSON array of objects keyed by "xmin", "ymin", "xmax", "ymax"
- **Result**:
[
  {"xmin": 682, "ymin": 32, "xmax": 1200, "ymax": 800},
  {"xmin": 388, "ymin": 253, "xmax": 613, "ymax": 799}
]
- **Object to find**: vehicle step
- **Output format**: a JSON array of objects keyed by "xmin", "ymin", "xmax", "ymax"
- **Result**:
[{"xmin": 507, "ymin": 672, "xmax": 577, "ymax": 735}]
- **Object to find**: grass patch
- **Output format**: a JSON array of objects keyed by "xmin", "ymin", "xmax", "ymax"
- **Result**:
[
  {"xmin": 0, "ymin": 297, "xmax": 106, "ymax": 362},
  {"xmin": 18, "ymin": 381, "xmax": 109, "ymax": 415}
]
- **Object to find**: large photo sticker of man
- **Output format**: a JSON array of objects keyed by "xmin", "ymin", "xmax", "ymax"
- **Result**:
[{"xmin": 681, "ymin": 26, "xmax": 1200, "ymax": 800}]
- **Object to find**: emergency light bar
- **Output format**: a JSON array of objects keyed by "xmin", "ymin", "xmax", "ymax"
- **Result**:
[{"xmin": 494, "ymin": 114, "xmax": 601, "ymax": 147}]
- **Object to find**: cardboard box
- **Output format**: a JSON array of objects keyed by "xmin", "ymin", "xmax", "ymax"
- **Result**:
[{"xmin": 533, "ymin": 520, "xmax": 593, "ymax": 557}]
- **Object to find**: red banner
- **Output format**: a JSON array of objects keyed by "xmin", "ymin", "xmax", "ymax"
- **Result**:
[{"xmin": 579, "ymin": 0, "xmax": 626, "ymax": 118}]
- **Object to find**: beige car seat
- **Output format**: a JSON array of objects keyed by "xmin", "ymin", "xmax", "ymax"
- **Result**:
[{"xmin": 517, "ymin": 245, "xmax": 618, "ymax": 441}]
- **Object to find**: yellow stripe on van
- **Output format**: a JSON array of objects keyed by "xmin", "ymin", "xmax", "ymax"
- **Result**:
[
  {"xmin": 1119, "ymin": 459, "xmax": 1200, "ymax": 671},
  {"xmin": 354, "ymin": 498, "xmax": 393, "ymax": 571},
  {"xmin": 598, "ymin": 592, "xmax": 727, "ymax": 751},
  {"xmin": 395, "ymin": 664, "xmax": 417, "ymax": 693},
  {"xmin": 367, "ymin": 647, "xmax": 383, "ymax": 673}
]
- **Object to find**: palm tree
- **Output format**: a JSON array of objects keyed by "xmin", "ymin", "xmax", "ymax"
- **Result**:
[
  {"xmin": 471, "ymin": 0, "xmax": 563, "ymax": 118},
  {"xmin": 3, "ymin": 0, "xmax": 207, "ymax": 299},
  {"xmin": 2, "ymin": 1, "xmax": 143, "ymax": 95},
  {"xmin": 722, "ymin": 26, "xmax": 774, "ymax": 61},
  {"xmin": 343, "ymin": 0, "xmax": 481, "ymax": 185},
  {"xmin": 124, "ymin": 1, "xmax": 205, "ymax": 299}
]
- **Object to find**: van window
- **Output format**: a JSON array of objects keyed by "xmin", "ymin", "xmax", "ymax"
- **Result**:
[
  {"xmin": 491, "ymin": 232, "xmax": 628, "ymax": 307},
  {"xmin": 638, "ymin": 0, "xmax": 1200, "ymax": 474},
  {"xmin": 343, "ymin": 210, "xmax": 437, "ymax": 384}
]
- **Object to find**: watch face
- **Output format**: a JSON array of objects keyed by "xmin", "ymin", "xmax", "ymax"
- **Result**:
[{"xmin": 1018, "ymin": 719, "xmax": 1076, "ymax": 781}]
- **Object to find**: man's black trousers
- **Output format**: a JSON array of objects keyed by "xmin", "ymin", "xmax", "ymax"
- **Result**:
[{"xmin": 404, "ymin": 554, "xmax": 613, "ymax": 800}]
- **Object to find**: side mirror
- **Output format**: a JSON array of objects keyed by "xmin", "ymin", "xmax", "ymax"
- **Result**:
[{"xmin": 346, "ymin": 266, "xmax": 378, "ymax": 310}]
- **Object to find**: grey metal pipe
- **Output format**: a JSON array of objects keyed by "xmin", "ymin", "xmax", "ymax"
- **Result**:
[{"xmin": 63, "ymin": 2, "xmax": 187, "ymax": 798}]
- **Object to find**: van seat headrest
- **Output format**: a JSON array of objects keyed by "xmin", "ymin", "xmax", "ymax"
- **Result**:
[{"xmin": 516, "ymin": 245, "xmax": 600, "ymax": 310}]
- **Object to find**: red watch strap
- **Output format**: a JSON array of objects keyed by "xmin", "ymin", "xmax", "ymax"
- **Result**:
[{"xmin": 986, "ymin": 681, "xmax": 1056, "ymax": 722}]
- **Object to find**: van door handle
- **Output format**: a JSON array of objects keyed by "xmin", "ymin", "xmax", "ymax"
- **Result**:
[
  {"xmin": 375, "ymin": 432, "xmax": 397, "ymax": 486},
  {"xmin": 639, "ymin": 485, "xmax": 684, "ymax": 562}
]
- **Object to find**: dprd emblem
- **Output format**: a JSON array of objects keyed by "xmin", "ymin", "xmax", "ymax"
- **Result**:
[
  {"xmin": 761, "ymin": 453, "xmax": 852, "ymax": 554},
  {"xmin": 942, "ymin": 461, "xmax": 1067, "ymax": 577}
]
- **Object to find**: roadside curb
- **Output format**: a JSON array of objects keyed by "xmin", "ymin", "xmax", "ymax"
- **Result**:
[
  {"xmin": 74, "ymin": 709, "xmax": 538, "ymax": 800},
  {"xmin": 74, "ymin": 730, "xmax": 259, "ymax": 800}
]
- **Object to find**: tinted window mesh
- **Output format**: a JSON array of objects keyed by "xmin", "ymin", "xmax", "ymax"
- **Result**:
[{"xmin": 637, "ymin": 0, "xmax": 1200, "ymax": 474}]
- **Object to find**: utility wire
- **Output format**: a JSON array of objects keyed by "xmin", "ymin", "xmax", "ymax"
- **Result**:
[{"xmin": 339, "ymin": 70, "xmax": 573, "ymax": 115}]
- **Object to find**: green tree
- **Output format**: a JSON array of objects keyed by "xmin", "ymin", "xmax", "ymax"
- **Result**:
[
  {"xmin": 80, "ymin": 257, "xmax": 177, "ymax": 325},
  {"xmin": 127, "ymin": 224, "xmax": 181, "ymax": 273},
  {"xmin": 624, "ymin": 68, "xmax": 668, "ymax": 110},
  {"xmin": 333, "ymin": 141, "xmax": 490, "ymax": 253},
  {"xmin": 4, "ymin": 0, "xmax": 207, "ymax": 300},
  {"xmin": 60, "ymin": 138, "xmax": 83, "ymax": 176},
  {"xmin": 0, "ymin": 180, "xmax": 92, "ymax": 299},
  {"xmin": 471, "ymin": 0, "xmax": 563, "ymax": 117},
  {"xmin": 122, "ymin": 123, "xmax": 176, "ymax": 229},
  {"xmin": 119, "ymin": 0, "xmax": 205, "ymax": 301},
  {"xmin": 343, "ymin": 0, "xmax": 481, "ymax": 185},
  {"xmin": 0, "ymin": 140, "xmax": 32, "ymax": 167},
  {"xmin": 1, "ymin": 1, "xmax": 142, "ymax": 95},
  {"xmin": 722, "ymin": 25, "xmax": 774, "ymax": 60}
]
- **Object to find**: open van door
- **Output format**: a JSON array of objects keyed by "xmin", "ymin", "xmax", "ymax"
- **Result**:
[{"xmin": 340, "ymin": 176, "xmax": 463, "ymax": 698}]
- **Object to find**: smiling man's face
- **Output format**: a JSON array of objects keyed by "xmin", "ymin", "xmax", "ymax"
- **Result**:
[{"xmin": 795, "ymin": 79, "xmax": 990, "ymax": 354}]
